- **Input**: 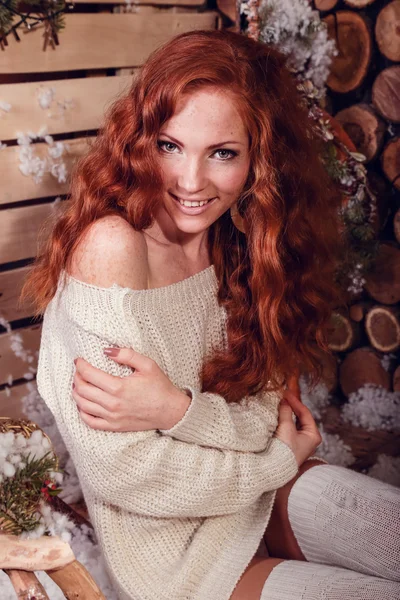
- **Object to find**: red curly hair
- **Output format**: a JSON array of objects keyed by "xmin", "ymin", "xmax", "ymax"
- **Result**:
[{"xmin": 21, "ymin": 29, "xmax": 346, "ymax": 403}]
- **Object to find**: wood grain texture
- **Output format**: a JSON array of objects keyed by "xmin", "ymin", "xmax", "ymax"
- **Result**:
[
  {"xmin": 0, "ymin": 76, "xmax": 132, "ymax": 140},
  {"xmin": 0, "ymin": 266, "xmax": 35, "ymax": 322},
  {"xmin": 0, "ymin": 204, "xmax": 54, "ymax": 264},
  {"xmin": 0, "ymin": 13, "xmax": 218, "ymax": 74},
  {"xmin": 0, "ymin": 382, "xmax": 30, "ymax": 420},
  {"xmin": 0, "ymin": 137, "xmax": 91, "ymax": 204},
  {"xmin": 0, "ymin": 325, "xmax": 41, "ymax": 386},
  {"xmin": 73, "ymin": 0, "xmax": 205, "ymax": 4}
]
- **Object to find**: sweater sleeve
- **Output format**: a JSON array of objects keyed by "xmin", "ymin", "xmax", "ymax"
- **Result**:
[
  {"xmin": 36, "ymin": 277, "xmax": 299, "ymax": 519},
  {"xmin": 158, "ymin": 385, "xmax": 282, "ymax": 452}
]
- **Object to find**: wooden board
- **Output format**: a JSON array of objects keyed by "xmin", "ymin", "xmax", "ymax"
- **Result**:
[
  {"xmin": 0, "ymin": 325, "xmax": 41, "ymax": 386},
  {"xmin": 0, "ymin": 382, "xmax": 30, "ymax": 419},
  {"xmin": 0, "ymin": 204, "xmax": 55, "ymax": 264},
  {"xmin": 0, "ymin": 76, "xmax": 132, "ymax": 140},
  {"xmin": 74, "ymin": 0, "xmax": 207, "ymax": 3},
  {"xmin": 0, "ymin": 13, "xmax": 218, "ymax": 74},
  {"xmin": 0, "ymin": 137, "xmax": 91, "ymax": 205},
  {"xmin": 72, "ymin": 0, "xmax": 205, "ymax": 4},
  {"xmin": 0, "ymin": 266, "xmax": 36, "ymax": 323}
]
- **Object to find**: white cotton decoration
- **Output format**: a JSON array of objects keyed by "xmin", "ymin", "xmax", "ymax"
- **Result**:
[
  {"xmin": 37, "ymin": 124, "xmax": 48, "ymax": 137},
  {"xmin": 47, "ymin": 140, "xmax": 64, "ymax": 158},
  {"xmin": 0, "ymin": 431, "xmax": 15, "ymax": 448},
  {"xmin": 15, "ymin": 433, "xmax": 27, "ymax": 449},
  {"xmin": 0, "ymin": 100, "xmax": 11, "ymax": 112},
  {"xmin": 381, "ymin": 353, "xmax": 397, "ymax": 372},
  {"xmin": 23, "ymin": 371, "xmax": 35, "ymax": 380},
  {"xmin": 341, "ymin": 384, "xmax": 400, "ymax": 432},
  {"xmin": 0, "ymin": 445, "xmax": 9, "ymax": 459},
  {"xmin": 16, "ymin": 130, "xmax": 68, "ymax": 185},
  {"xmin": 42, "ymin": 436, "xmax": 51, "ymax": 449},
  {"xmin": 368, "ymin": 454, "xmax": 400, "ymax": 487},
  {"xmin": 4, "ymin": 386, "xmax": 11, "ymax": 397},
  {"xmin": 22, "ymin": 383, "xmax": 83, "ymax": 504},
  {"xmin": 314, "ymin": 423, "xmax": 355, "ymax": 467},
  {"xmin": 3, "ymin": 461, "xmax": 16, "ymax": 477},
  {"xmin": 0, "ymin": 316, "xmax": 12, "ymax": 333},
  {"xmin": 9, "ymin": 453, "xmax": 22, "ymax": 464},
  {"xmin": 0, "ymin": 141, "xmax": 7, "ymax": 150},
  {"xmin": 6, "ymin": 374, "xmax": 13, "ymax": 386},
  {"xmin": 51, "ymin": 161, "xmax": 67, "ymax": 183},
  {"xmin": 37, "ymin": 86, "xmax": 56, "ymax": 110},
  {"xmin": 347, "ymin": 262, "xmax": 367, "ymax": 296},
  {"xmin": 255, "ymin": 0, "xmax": 338, "ymax": 93},
  {"xmin": 299, "ymin": 376, "xmax": 330, "ymax": 420},
  {"xmin": 29, "ymin": 429, "xmax": 45, "ymax": 445},
  {"xmin": 49, "ymin": 470, "xmax": 64, "ymax": 484}
]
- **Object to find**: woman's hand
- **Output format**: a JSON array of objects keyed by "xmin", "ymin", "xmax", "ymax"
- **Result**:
[
  {"xmin": 274, "ymin": 390, "xmax": 323, "ymax": 468},
  {"xmin": 72, "ymin": 347, "xmax": 190, "ymax": 432}
]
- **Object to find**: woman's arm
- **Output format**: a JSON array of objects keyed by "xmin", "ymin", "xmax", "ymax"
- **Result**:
[
  {"xmin": 37, "ymin": 305, "xmax": 299, "ymax": 520},
  {"xmin": 158, "ymin": 385, "xmax": 282, "ymax": 453},
  {"xmin": 36, "ymin": 219, "xmax": 298, "ymax": 518}
]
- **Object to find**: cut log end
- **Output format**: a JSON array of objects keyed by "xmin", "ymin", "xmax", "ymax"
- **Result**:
[
  {"xmin": 324, "ymin": 11, "xmax": 372, "ymax": 93},
  {"xmin": 334, "ymin": 103, "xmax": 385, "ymax": 162},
  {"xmin": 339, "ymin": 347, "xmax": 391, "ymax": 397},
  {"xmin": 375, "ymin": 1, "xmax": 400, "ymax": 62}
]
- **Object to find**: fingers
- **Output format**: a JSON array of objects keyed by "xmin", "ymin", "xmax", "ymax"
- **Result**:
[
  {"xmin": 280, "ymin": 393, "xmax": 319, "ymax": 433},
  {"xmin": 74, "ymin": 358, "xmax": 123, "ymax": 396},
  {"xmin": 103, "ymin": 347, "xmax": 153, "ymax": 373},
  {"xmin": 77, "ymin": 410, "xmax": 113, "ymax": 431},
  {"xmin": 72, "ymin": 384, "xmax": 111, "ymax": 419},
  {"xmin": 73, "ymin": 371, "xmax": 119, "ymax": 411}
]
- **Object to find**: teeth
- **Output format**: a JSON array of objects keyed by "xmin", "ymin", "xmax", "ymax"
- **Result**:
[{"xmin": 178, "ymin": 198, "xmax": 211, "ymax": 207}]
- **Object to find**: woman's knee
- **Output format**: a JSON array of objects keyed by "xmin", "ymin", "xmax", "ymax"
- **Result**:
[
  {"xmin": 263, "ymin": 459, "xmax": 329, "ymax": 560},
  {"xmin": 229, "ymin": 557, "xmax": 286, "ymax": 600}
]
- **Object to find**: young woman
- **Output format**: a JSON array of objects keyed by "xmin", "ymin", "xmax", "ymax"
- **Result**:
[{"xmin": 22, "ymin": 29, "xmax": 399, "ymax": 600}]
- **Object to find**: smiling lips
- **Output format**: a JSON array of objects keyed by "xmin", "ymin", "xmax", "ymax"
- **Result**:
[
  {"xmin": 171, "ymin": 194, "xmax": 214, "ymax": 207},
  {"xmin": 178, "ymin": 198, "xmax": 212, "ymax": 207}
]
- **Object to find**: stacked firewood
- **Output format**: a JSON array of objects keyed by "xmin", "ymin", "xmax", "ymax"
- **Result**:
[{"xmin": 313, "ymin": 0, "xmax": 400, "ymax": 472}]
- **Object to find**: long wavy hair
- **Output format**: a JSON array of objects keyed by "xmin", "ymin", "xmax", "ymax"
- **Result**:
[{"xmin": 21, "ymin": 28, "xmax": 346, "ymax": 402}]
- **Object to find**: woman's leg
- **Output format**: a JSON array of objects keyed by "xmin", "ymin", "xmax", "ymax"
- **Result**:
[
  {"xmin": 230, "ymin": 557, "xmax": 400, "ymax": 600},
  {"xmin": 264, "ymin": 458, "xmax": 327, "ymax": 561},
  {"xmin": 259, "ymin": 560, "xmax": 400, "ymax": 599},
  {"xmin": 229, "ymin": 557, "xmax": 285, "ymax": 600},
  {"xmin": 286, "ymin": 464, "xmax": 400, "ymax": 581}
]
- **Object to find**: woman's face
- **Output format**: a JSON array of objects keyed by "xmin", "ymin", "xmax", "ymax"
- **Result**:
[{"xmin": 155, "ymin": 87, "xmax": 250, "ymax": 240}]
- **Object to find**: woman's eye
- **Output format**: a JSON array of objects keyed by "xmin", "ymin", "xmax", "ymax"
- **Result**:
[
  {"xmin": 215, "ymin": 149, "xmax": 237, "ymax": 161},
  {"xmin": 158, "ymin": 141, "xmax": 177, "ymax": 153},
  {"xmin": 157, "ymin": 141, "xmax": 237, "ymax": 161}
]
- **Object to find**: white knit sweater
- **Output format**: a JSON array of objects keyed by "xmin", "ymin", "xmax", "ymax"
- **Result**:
[{"xmin": 37, "ymin": 264, "xmax": 303, "ymax": 600}]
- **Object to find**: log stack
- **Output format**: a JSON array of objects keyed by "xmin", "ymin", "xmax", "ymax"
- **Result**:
[{"xmin": 313, "ymin": 0, "xmax": 400, "ymax": 474}]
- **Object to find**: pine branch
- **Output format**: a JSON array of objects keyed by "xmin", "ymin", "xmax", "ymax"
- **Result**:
[{"xmin": 0, "ymin": 452, "xmax": 63, "ymax": 536}]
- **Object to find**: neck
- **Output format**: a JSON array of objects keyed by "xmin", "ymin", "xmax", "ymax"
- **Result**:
[{"xmin": 144, "ymin": 207, "xmax": 210, "ymax": 264}]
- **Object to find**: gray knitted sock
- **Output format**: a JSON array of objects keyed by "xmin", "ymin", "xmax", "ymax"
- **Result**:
[
  {"xmin": 260, "ymin": 560, "xmax": 400, "ymax": 600},
  {"xmin": 287, "ymin": 464, "xmax": 400, "ymax": 582}
]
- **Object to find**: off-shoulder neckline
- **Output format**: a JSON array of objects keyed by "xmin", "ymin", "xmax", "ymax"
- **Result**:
[{"xmin": 61, "ymin": 264, "xmax": 216, "ymax": 296}]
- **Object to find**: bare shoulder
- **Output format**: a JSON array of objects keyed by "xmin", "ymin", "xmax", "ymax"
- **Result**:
[{"xmin": 68, "ymin": 215, "xmax": 148, "ymax": 290}]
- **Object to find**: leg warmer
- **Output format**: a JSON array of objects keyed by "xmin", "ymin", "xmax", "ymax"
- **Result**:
[
  {"xmin": 287, "ymin": 464, "xmax": 400, "ymax": 582},
  {"xmin": 260, "ymin": 560, "xmax": 400, "ymax": 600}
]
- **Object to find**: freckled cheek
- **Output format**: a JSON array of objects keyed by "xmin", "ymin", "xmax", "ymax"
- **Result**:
[{"xmin": 215, "ymin": 167, "xmax": 249, "ymax": 196}]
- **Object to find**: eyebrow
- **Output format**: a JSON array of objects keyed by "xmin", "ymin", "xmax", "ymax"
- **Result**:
[{"xmin": 159, "ymin": 133, "xmax": 243, "ymax": 149}]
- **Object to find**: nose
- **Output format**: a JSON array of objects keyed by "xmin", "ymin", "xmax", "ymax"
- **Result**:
[{"xmin": 176, "ymin": 156, "xmax": 208, "ymax": 196}]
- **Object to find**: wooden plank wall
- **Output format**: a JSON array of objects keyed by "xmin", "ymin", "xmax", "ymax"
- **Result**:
[{"xmin": 0, "ymin": 1, "xmax": 221, "ymax": 419}]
